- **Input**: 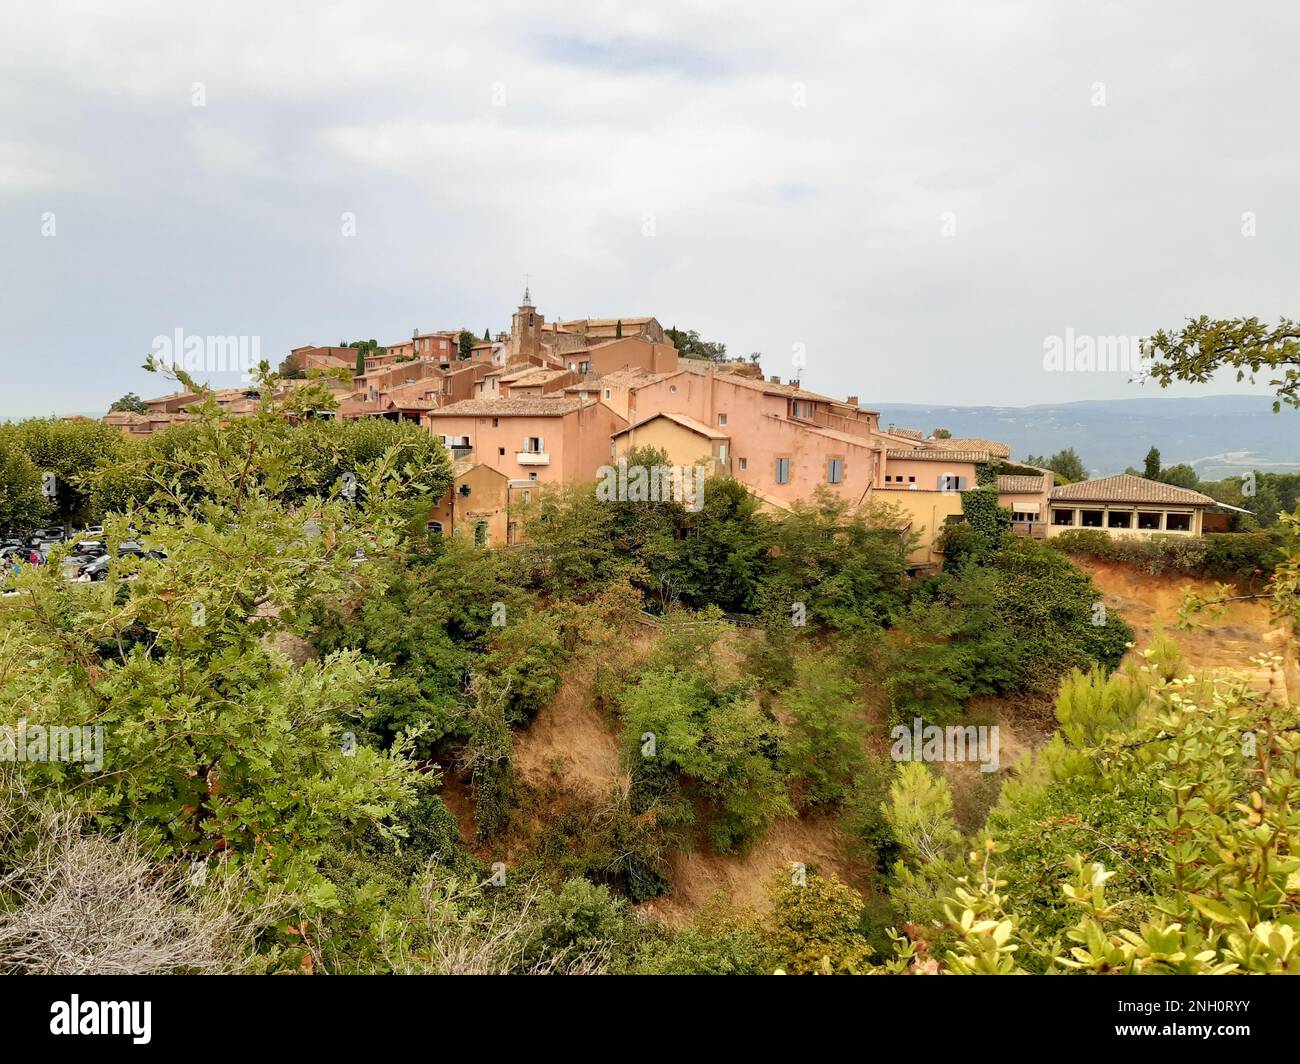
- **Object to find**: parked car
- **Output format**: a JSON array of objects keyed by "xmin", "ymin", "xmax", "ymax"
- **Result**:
[
  {"xmin": 61, "ymin": 554, "xmax": 98, "ymax": 580},
  {"xmin": 81, "ymin": 555, "xmax": 112, "ymax": 581},
  {"xmin": 75, "ymin": 540, "xmax": 107, "ymax": 557}
]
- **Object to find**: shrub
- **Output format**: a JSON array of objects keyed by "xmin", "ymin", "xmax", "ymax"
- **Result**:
[
  {"xmin": 782, "ymin": 654, "xmax": 870, "ymax": 808},
  {"xmin": 764, "ymin": 871, "xmax": 876, "ymax": 974},
  {"xmin": 533, "ymin": 878, "xmax": 629, "ymax": 957},
  {"xmin": 620, "ymin": 667, "xmax": 792, "ymax": 852}
]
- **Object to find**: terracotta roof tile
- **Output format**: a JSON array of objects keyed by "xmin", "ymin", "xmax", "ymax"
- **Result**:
[
  {"xmin": 931, "ymin": 437, "xmax": 1012, "ymax": 459},
  {"xmin": 885, "ymin": 448, "xmax": 990, "ymax": 463},
  {"xmin": 428, "ymin": 397, "xmax": 595, "ymax": 417},
  {"xmin": 1049, "ymin": 474, "xmax": 1216, "ymax": 506},
  {"xmin": 997, "ymin": 474, "xmax": 1049, "ymax": 493}
]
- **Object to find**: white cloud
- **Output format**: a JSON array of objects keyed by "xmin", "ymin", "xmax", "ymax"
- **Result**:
[{"xmin": 2, "ymin": 0, "xmax": 1298, "ymax": 415}]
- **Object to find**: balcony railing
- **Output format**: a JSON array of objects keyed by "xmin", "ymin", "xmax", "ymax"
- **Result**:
[
  {"xmin": 450, "ymin": 446, "xmax": 473, "ymax": 460},
  {"xmin": 516, "ymin": 451, "xmax": 550, "ymax": 466}
]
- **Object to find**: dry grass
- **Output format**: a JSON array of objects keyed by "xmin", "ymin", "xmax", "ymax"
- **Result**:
[{"xmin": 0, "ymin": 777, "xmax": 262, "ymax": 975}]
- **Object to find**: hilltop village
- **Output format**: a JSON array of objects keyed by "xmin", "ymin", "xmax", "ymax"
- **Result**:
[{"xmin": 102, "ymin": 291, "xmax": 1233, "ymax": 566}]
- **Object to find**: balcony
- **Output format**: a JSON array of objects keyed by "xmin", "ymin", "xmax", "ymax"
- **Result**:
[
  {"xmin": 516, "ymin": 450, "xmax": 550, "ymax": 466},
  {"xmin": 450, "ymin": 446, "xmax": 473, "ymax": 460}
]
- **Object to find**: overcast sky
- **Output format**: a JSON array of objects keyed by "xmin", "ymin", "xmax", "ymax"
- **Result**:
[{"xmin": 3, "ymin": 1, "xmax": 1298, "ymax": 415}]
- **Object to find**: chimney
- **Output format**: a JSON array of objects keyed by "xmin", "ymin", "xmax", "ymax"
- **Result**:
[
  {"xmin": 846, "ymin": 395, "xmax": 859, "ymax": 406},
  {"xmin": 769, "ymin": 375, "xmax": 781, "ymax": 384}
]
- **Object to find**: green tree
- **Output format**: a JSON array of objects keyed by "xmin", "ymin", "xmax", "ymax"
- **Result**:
[
  {"xmin": 1146, "ymin": 315, "xmax": 1300, "ymax": 410},
  {"xmin": 0, "ymin": 376, "xmax": 444, "ymax": 968},
  {"xmin": 1026, "ymin": 447, "xmax": 1086, "ymax": 483},
  {"xmin": 458, "ymin": 330, "xmax": 476, "ymax": 360},
  {"xmin": 0, "ymin": 433, "xmax": 51, "ymax": 532},
  {"xmin": 1143, "ymin": 446, "xmax": 1161, "ymax": 479},
  {"xmin": 665, "ymin": 327, "xmax": 727, "ymax": 362},
  {"xmin": 619, "ymin": 658, "xmax": 791, "ymax": 853},
  {"xmin": 1, "ymin": 417, "xmax": 125, "ymax": 530},
  {"xmin": 783, "ymin": 654, "xmax": 869, "ymax": 808},
  {"xmin": 1157, "ymin": 463, "xmax": 1199, "ymax": 489},
  {"xmin": 109, "ymin": 392, "xmax": 149, "ymax": 414}
]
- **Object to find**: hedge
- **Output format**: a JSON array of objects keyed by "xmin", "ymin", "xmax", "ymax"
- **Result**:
[{"xmin": 1049, "ymin": 528, "xmax": 1284, "ymax": 580}]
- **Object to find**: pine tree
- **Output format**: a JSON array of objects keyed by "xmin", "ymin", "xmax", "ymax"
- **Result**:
[{"xmin": 1143, "ymin": 446, "xmax": 1161, "ymax": 479}]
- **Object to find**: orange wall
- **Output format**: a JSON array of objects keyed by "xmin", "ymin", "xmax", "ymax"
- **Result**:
[
  {"xmin": 625, "ymin": 374, "xmax": 874, "ymax": 505},
  {"xmin": 881, "ymin": 457, "xmax": 978, "ymax": 490},
  {"xmin": 427, "ymin": 403, "xmax": 627, "ymax": 484}
]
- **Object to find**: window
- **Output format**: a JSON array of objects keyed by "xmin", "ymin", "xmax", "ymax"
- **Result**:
[
  {"xmin": 1107, "ymin": 510, "xmax": 1133, "ymax": 529},
  {"xmin": 937, "ymin": 474, "xmax": 965, "ymax": 492},
  {"xmin": 528, "ymin": 472, "xmax": 537, "ymax": 481},
  {"xmin": 579, "ymin": 361, "xmax": 590, "ymax": 374},
  {"xmin": 718, "ymin": 413, "xmax": 727, "ymax": 426},
  {"xmin": 718, "ymin": 444, "xmax": 728, "ymax": 463},
  {"xmin": 885, "ymin": 475, "xmax": 893, "ymax": 483},
  {"xmin": 775, "ymin": 457, "xmax": 790, "ymax": 484},
  {"xmin": 474, "ymin": 522, "xmax": 488, "ymax": 546},
  {"xmin": 498, "ymin": 447, "xmax": 505, "ymax": 456},
  {"xmin": 1137, "ymin": 511, "xmax": 1161, "ymax": 530},
  {"xmin": 524, "ymin": 437, "xmax": 544, "ymax": 453},
  {"xmin": 1165, "ymin": 512, "xmax": 1191, "ymax": 532},
  {"xmin": 604, "ymin": 388, "xmax": 611, "ymax": 400},
  {"xmin": 1051, "ymin": 508, "xmax": 1075, "ymax": 526},
  {"xmin": 827, "ymin": 458, "xmax": 843, "ymax": 484},
  {"xmin": 426, "ymin": 521, "xmax": 444, "ymax": 536},
  {"xmin": 522, "ymin": 489, "xmax": 531, "ymax": 503},
  {"xmin": 739, "ymin": 457, "xmax": 747, "ymax": 471},
  {"xmin": 492, "ymin": 418, "xmax": 499, "ymax": 428},
  {"xmin": 1080, "ymin": 509, "xmax": 1104, "ymax": 528},
  {"xmin": 908, "ymin": 476, "xmax": 916, "ymax": 483}
]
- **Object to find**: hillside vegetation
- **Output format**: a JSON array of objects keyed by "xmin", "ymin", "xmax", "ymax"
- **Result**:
[{"xmin": 0, "ymin": 380, "xmax": 1296, "ymax": 974}]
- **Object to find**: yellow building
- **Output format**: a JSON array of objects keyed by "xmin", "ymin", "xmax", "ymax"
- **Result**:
[
  {"xmin": 611, "ymin": 411, "xmax": 730, "ymax": 476},
  {"xmin": 427, "ymin": 459, "xmax": 513, "ymax": 545},
  {"xmin": 871, "ymin": 486, "xmax": 967, "ymax": 566},
  {"xmin": 1045, "ymin": 474, "xmax": 1216, "ymax": 537}
]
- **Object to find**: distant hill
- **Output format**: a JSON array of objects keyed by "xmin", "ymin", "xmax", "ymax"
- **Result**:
[{"xmin": 875, "ymin": 395, "xmax": 1300, "ymax": 479}]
